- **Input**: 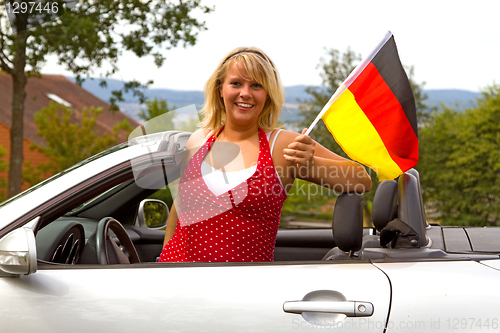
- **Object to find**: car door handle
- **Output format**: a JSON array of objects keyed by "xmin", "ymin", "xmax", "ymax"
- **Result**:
[{"xmin": 283, "ymin": 301, "xmax": 373, "ymax": 317}]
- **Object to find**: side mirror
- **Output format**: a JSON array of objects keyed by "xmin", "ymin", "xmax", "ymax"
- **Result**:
[
  {"xmin": 0, "ymin": 227, "xmax": 37, "ymax": 275},
  {"xmin": 137, "ymin": 199, "xmax": 169, "ymax": 229}
]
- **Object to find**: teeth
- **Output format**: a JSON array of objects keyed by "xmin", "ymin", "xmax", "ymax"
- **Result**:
[{"xmin": 237, "ymin": 103, "xmax": 253, "ymax": 108}]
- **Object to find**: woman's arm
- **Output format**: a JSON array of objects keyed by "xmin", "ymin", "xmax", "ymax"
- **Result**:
[
  {"xmin": 163, "ymin": 201, "xmax": 178, "ymax": 247},
  {"xmin": 296, "ymin": 155, "xmax": 372, "ymax": 193},
  {"xmin": 275, "ymin": 128, "xmax": 372, "ymax": 193}
]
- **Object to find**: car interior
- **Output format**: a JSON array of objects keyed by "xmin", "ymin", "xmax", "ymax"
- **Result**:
[
  {"xmin": 33, "ymin": 158, "xmax": 500, "ymax": 267},
  {"xmin": 319, "ymin": 168, "xmax": 500, "ymax": 261}
]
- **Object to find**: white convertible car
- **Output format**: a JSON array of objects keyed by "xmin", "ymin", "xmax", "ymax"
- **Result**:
[{"xmin": 1, "ymin": 130, "xmax": 500, "ymax": 332}]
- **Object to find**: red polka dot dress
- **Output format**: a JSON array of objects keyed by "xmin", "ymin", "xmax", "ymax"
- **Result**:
[{"xmin": 159, "ymin": 128, "xmax": 287, "ymax": 262}]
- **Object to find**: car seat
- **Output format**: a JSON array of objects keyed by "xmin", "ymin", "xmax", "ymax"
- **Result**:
[
  {"xmin": 322, "ymin": 193, "xmax": 364, "ymax": 260},
  {"xmin": 323, "ymin": 169, "xmax": 430, "ymax": 260}
]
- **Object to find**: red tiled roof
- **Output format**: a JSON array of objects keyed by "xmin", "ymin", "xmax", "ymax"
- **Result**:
[{"xmin": 0, "ymin": 72, "xmax": 139, "ymax": 146}]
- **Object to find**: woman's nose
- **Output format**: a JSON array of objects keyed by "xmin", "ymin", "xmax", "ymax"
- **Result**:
[{"xmin": 239, "ymin": 85, "xmax": 251, "ymax": 98}]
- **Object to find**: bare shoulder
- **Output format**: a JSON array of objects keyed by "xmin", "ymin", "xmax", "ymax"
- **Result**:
[
  {"xmin": 270, "ymin": 130, "xmax": 301, "ymax": 151},
  {"xmin": 269, "ymin": 129, "xmax": 299, "ymax": 164},
  {"xmin": 181, "ymin": 128, "xmax": 212, "ymax": 169},
  {"xmin": 186, "ymin": 128, "xmax": 211, "ymax": 150}
]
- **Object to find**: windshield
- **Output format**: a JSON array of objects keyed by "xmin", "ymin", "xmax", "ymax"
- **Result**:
[
  {"xmin": 0, "ymin": 142, "xmax": 130, "ymax": 212},
  {"xmin": 65, "ymin": 183, "xmax": 125, "ymax": 215}
]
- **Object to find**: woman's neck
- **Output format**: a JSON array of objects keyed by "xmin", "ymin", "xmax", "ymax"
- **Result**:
[{"xmin": 218, "ymin": 123, "xmax": 259, "ymax": 143}]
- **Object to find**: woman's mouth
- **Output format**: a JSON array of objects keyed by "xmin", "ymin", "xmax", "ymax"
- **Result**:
[{"xmin": 236, "ymin": 102, "xmax": 253, "ymax": 109}]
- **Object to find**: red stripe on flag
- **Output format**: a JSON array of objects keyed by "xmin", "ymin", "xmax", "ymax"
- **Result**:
[{"xmin": 348, "ymin": 62, "xmax": 418, "ymax": 171}]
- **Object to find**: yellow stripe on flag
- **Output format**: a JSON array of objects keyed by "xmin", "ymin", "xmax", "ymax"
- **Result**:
[{"xmin": 322, "ymin": 88, "xmax": 403, "ymax": 181}]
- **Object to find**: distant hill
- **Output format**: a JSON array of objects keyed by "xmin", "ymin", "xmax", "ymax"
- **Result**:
[
  {"xmin": 424, "ymin": 89, "xmax": 481, "ymax": 110},
  {"xmin": 69, "ymin": 77, "xmax": 481, "ymax": 124},
  {"xmin": 67, "ymin": 77, "xmax": 205, "ymax": 108}
]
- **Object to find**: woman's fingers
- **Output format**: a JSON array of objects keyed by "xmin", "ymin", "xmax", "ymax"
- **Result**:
[
  {"xmin": 293, "ymin": 134, "xmax": 314, "ymax": 145},
  {"xmin": 283, "ymin": 153, "xmax": 308, "ymax": 164},
  {"xmin": 283, "ymin": 129, "xmax": 315, "ymax": 166},
  {"xmin": 285, "ymin": 142, "xmax": 310, "ymax": 152},
  {"xmin": 283, "ymin": 148, "xmax": 310, "ymax": 158}
]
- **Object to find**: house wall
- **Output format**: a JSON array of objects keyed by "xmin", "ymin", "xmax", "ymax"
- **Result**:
[
  {"xmin": 0, "ymin": 121, "xmax": 53, "ymax": 194},
  {"xmin": 0, "ymin": 72, "xmax": 139, "ymax": 200}
]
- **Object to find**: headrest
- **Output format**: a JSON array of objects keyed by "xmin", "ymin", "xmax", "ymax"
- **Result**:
[
  {"xmin": 372, "ymin": 180, "xmax": 398, "ymax": 231},
  {"xmin": 333, "ymin": 193, "xmax": 364, "ymax": 252}
]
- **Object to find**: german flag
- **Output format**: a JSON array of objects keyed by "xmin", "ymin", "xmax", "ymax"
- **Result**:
[{"xmin": 308, "ymin": 31, "xmax": 418, "ymax": 181}]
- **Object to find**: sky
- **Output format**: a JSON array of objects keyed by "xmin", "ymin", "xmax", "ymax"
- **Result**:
[{"xmin": 42, "ymin": 0, "xmax": 500, "ymax": 93}]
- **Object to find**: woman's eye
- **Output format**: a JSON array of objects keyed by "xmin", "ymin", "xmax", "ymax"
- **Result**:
[
  {"xmin": 230, "ymin": 82, "xmax": 241, "ymax": 86},
  {"xmin": 252, "ymin": 83, "xmax": 263, "ymax": 88}
]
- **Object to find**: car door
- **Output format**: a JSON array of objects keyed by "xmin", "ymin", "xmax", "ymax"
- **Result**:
[{"xmin": 1, "ymin": 260, "xmax": 390, "ymax": 332}]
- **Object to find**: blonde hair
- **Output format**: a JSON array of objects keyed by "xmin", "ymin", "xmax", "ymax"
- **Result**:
[{"xmin": 199, "ymin": 47, "xmax": 285, "ymax": 133}]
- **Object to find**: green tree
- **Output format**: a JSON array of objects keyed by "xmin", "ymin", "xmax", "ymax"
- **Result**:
[
  {"xmin": 406, "ymin": 65, "xmax": 435, "ymax": 123},
  {"xmin": 23, "ymin": 102, "xmax": 132, "ymax": 186},
  {"xmin": 418, "ymin": 84, "xmax": 500, "ymax": 226},
  {"xmin": 299, "ymin": 47, "xmax": 361, "ymax": 155},
  {"xmin": 294, "ymin": 48, "xmax": 364, "ymax": 224},
  {"xmin": 178, "ymin": 116, "xmax": 200, "ymax": 132},
  {"xmin": 297, "ymin": 47, "xmax": 429, "ymax": 224},
  {"xmin": 136, "ymin": 98, "xmax": 177, "ymax": 211},
  {"xmin": 139, "ymin": 98, "xmax": 175, "ymax": 122},
  {"xmin": 281, "ymin": 178, "xmax": 336, "ymax": 226},
  {"xmin": 142, "ymin": 200, "xmax": 169, "ymax": 228},
  {"xmin": 282, "ymin": 48, "xmax": 361, "ymax": 226},
  {"xmin": 0, "ymin": 0, "xmax": 212, "ymax": 198},
  {"xmin": 138, "ymin": 98, "xmax": 176, "ymax": 134}
]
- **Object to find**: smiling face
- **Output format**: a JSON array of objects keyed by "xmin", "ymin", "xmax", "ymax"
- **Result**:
[{"xmin": 219, "ymin": 61, "xmax": 268, "ymax": 129}]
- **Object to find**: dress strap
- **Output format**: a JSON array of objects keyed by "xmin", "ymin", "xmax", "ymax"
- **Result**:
[
  {"xmin": 270, "ymin": 129, "xmax": 283, "ymax": 154},
  {"xmin": 207, "ymin": 126, "xmax": 225, "ymax": 149}
]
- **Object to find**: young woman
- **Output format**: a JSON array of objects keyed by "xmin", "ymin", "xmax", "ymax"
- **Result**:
[{"xmin": 158, "ymin": 47, "xmax": 371, "ymax": 262}]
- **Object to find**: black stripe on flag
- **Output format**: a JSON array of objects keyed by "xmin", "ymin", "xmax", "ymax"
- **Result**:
[{"xmin": 371, "ymin": 36, "xmax": 418, "ymax": 138}]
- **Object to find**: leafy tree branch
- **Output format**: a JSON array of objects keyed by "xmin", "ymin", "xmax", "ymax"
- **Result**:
[
  {"xmin": 23, "ymin": 102, "xmax": 132, "ymax": 186},
  {"xmin": 0, "ymin": 0, "xmax": 213, "ymax": 197}
]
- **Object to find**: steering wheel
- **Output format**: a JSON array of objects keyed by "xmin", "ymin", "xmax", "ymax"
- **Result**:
[{"xmin": 95, "ymin": 217, "xmax": 141, "ymax": 264}]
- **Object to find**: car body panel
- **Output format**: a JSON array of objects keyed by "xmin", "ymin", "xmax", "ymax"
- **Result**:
[
  {"xmin": 0, "ymin": 263, "xmax": 390, "ymax": 332},
  {"xmin": 479, "ymin": 259, "xmax": 500, "ymax": 271},
  {"xmin": 375, "ymin": 260, "xmax": 500, "ymax": 332}
]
